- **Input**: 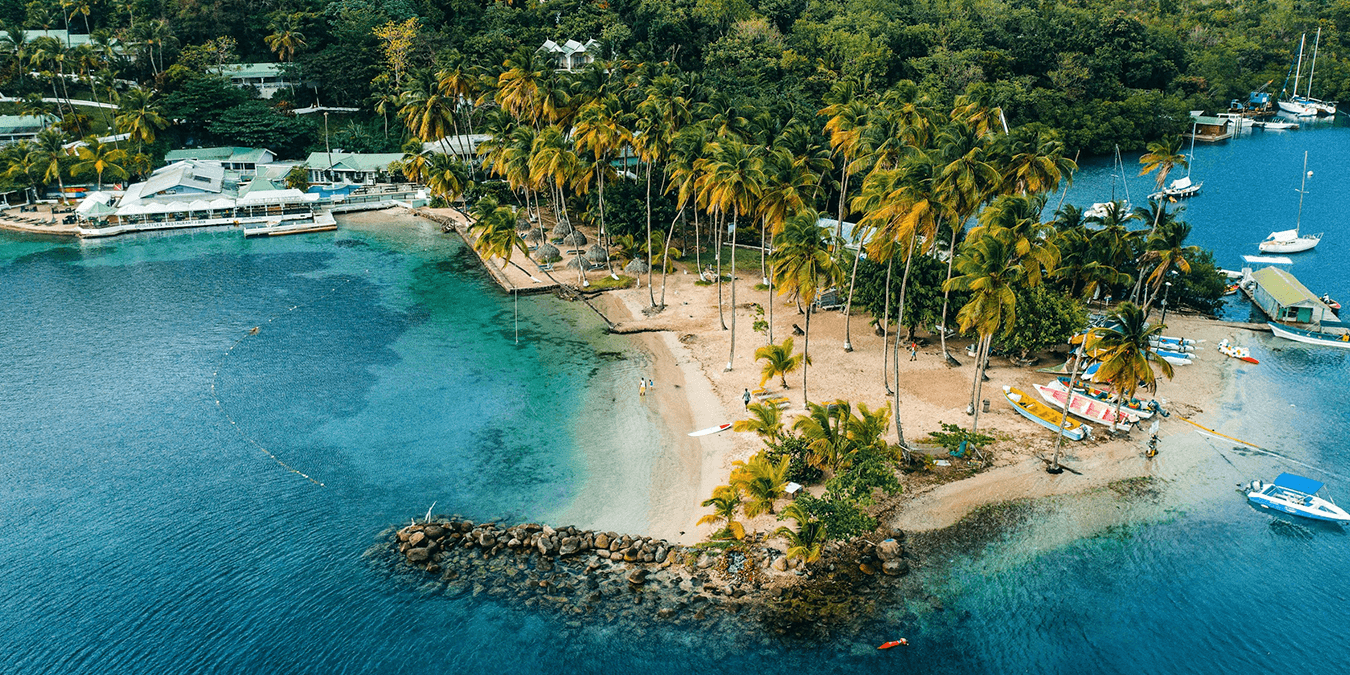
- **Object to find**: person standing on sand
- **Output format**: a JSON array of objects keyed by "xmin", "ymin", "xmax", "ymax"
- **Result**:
[
  {"xmin": 743, "ymin": 389, "xmax": 751, "ymax": 409},
  {"xmin": 909, "ymin": 341, "xmax": 918, "ymax": 361},
  {"xmin": 639, "ymin": 377, "xmax": 646, "ymax": 397}
]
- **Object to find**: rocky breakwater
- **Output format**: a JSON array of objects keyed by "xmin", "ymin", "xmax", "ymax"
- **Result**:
[{"xmin": 381, "ymin": 516, "xmax": 917, "ymax": 639}]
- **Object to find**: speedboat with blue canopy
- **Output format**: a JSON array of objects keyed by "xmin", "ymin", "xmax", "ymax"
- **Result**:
[{"xmin": 1246, "ymin": 473, "xmax": 1350, "ymax": 523}]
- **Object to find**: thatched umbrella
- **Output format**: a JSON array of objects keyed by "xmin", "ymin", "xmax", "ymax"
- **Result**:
[
  {"xmin": 624, "ymin": 258, "xmax": 649, "ymax": 274},
  {"xmin": 585, "ymin": 243, "xmax": 607, "ymax": 263},
  {"xmin": 516, "ymin": 216, "xmax": 532, "ymax": 232},
  {"xmin": 524, "ymin": 227, "xmax": 544, "ymax": 243},
  {"xmin": 564, "ymin": 255, "xmax": 586, "ymax": 269},
  {"xmin": 563, "ymin": 230, "xmax": 588, "ymax": 247},
  {"xmin": 534, "ymin": 242, "xmax": 560, "ymax": 262},
  {"xmin": 552, "ymin": 219, "xmax": 574, "ymax": 236}
]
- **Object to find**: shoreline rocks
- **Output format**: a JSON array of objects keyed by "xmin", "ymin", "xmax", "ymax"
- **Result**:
[{"xmin": 380, "ymin": 516, "xmax": 917, "ymax": 638}]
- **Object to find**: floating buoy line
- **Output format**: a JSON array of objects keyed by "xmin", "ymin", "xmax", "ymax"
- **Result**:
[
  {"xmin": 209, "ymin": 276, "xmax": 359, "ymax": 488},
  {"xmin": 1180, "ymin": 416, "xmax": 1350, "ymax": 482}
]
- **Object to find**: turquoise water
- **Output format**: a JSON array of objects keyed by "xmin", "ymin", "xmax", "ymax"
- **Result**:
[{"xmin": 4, "ymin": 120, "xmax": 1350, "ymax": 672}]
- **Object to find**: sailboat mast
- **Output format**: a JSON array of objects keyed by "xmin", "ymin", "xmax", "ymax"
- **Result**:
[
  {"xmin": 1118, "ymin": 145, "xmax": 1131, "ymax": 204},
  {"xmin": 1308, "ymin": 27, "xmax": 1321, "ymax": 100},
  {"xmin": 1293, "ymin": 34, "xmax": 1306, "ymax": 98},
  {"xmin": 1187, "ymin": 122, "xmax": 1196, "ymax": 178},
  {"xmin": 1296, "ymin": 151, "xmax": 1308, "ymax": 235}
]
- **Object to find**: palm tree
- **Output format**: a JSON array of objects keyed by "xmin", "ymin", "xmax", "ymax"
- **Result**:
[
  {"xmin": 775, "ymin": 502, "xmax": 825, "ymax": 563},
  {"xmin": 792, "ymin": 401, "xmax": 854, "ymax": 472},
  {"xmin": 400, "ymin": 78, "xmax": 456, "ymax": 146},
  {"xmin": 572, "ymin": 95, "xmax": 629, "ymax": 275},
  {"xmin": 771, "ymin": 211, "xmax": 842, "ymax": 406},
  {"xmin": 755, "ymin": 337, "xmax": 808, "ymax": 388},
  {"xmin": 468, "ymin": 197, "xmax": 533, "ymax": 275},
  {"xmin": 730, "ymin": 454, "xmax": 790, "ymax": 517},
  {"xmin": 70, "ymin": 137, "xmax": 126, "ymax": 190},
  {"xmin": 999, "ymin": 125, "xmax": 1076, "ymax": 196},
  {"xmin": 944, "ymin": 228, "xmax": 1026, "ymax": 439},
  {"xmin": 697, "ymin": 486, "xmax": 746, "ymax": 539},
  {"xmin": 1138, "ymin": 136, "xmax": 1187, "ymax": 233},
  {"xmin": 29, "ymin": 127, "xmax": 69, "ymax": 203},
  {"xmin": 394, "ymin": 138, "xmax": 433, "ymax": 184},
  {"xmin": 822, "ymin": 98, "xmax": 871, "ymax": 351},
  {"xmin": 265, "ymin": 14, "xmax": 306, "ymax": 63},
  {"xmin": 1139, "ymin": 220, "xmax": 1200, "ymax": 311},
  {"xmin": 732, "ymin": 402, "xmax": 785, "ymax": 444},
  {"xmin": 697, "ymin": 139, "xmax": 766, "ymax": 371},
  {"xmin": 424, "ymin": 153, "xmax": 469, "ymax": 204},
  {"xmin": 1085, "ymin": 302, "xmax": 1174, "ymax": 430},
  {"xmin": 496, "ymin": 47, "xmax": 547, "ymax": 123},
  {"xmin": 114, "ymin": 89, "xmax": 167, "ymax": 155},
  {"xmin": 934, "ymin": 120, "xmax": 1001, "ymax": 362}
]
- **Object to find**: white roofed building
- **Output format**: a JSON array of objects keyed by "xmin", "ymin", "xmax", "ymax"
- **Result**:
[{"xmin": 538, "ymin": 39, "xmax": 601, "ymax": 71}]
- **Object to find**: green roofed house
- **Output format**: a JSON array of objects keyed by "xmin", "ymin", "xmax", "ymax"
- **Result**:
[
  {"xmin": 222, "ymin": 63, "xmax": 291, "ymax": 99},
  {"xmin": 0, "ymin": 114, "xmax": 55, "ymax": 145},
  {"xmin": 164, "ymin": 147, "xmax": 276, "ymax": 176},
  {"xmin": 305, "ymin": 152, "xmax": 404, "ymax": 185},
  {"xmin": 1250, "ymin": 266, "xmax": 1338, "ymax": 325}
]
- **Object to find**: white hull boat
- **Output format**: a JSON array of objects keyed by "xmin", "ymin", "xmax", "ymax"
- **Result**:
[
  {"xmin": 1253, "ymin": 120, "xmax": 1299, "ymax": 130},
  {"xmin": 1033, "ymin": 383, "xmax": 1133, "ymax": 431},
  {"xmin": 1149, "ymin": 175, "xmax": 1201, "ymax": 200},
  {"xmin": 1268, "ymin": 322, "xmax": 1350, "ymax": 349},
  {"xmin": 1259, "ymin": 230, "xmax": 1322, "ymax": 253},
  {"xmin": 1277, "ymin": 100, "xmax": 1318, "ymax": 117},
  {"xmin": 1049, "ymin": 379, "xmax": 1155, "ymax": 421},
  {"xmin": 1247, "ymin": 473, "xmax": 1350, "ymax": 523}
]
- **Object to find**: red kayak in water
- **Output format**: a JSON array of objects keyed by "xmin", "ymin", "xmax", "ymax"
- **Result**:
[{"xmin": 878, "ymin": 639, "xmax": 908, "ymax": 649}]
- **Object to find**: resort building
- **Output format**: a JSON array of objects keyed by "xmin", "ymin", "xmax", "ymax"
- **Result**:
[
  {"xmin": 1184, "ymin": 115, "xmax": 1234, "ymax": 142},
  {"xmin": 423, "ymin": 134, "xmax": 489, "ymax": 160},
  {"xmin": 222, "ymin": 63, "xmax": 292, "ymax": 99},
  {"xmin": 304, "ymin": 152, "xmax": 405, "ymax": 185},
  {"xmin": 538, "ymin": 39, "xmax": 601, "ymax": 71},
  {"xmin": 164, "ymin": 147, "xmax": 277, "ymax": 176},
  {"xmin": 0, "ymin": 114, "xmax": 55, "ymax": 145},
  {"xmin": 1249, "ymin": 266, "xmax": 1339, "ymax": 324}
]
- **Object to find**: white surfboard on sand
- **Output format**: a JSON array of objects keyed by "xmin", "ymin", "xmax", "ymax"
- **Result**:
[{"xmin": 688, "ymin": 423, "xmax": 732, "ymax": 437}]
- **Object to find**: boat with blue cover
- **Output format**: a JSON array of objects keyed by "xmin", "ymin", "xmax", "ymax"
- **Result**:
[{"xmin": 1247, "ymin": 473, "xmax": 1350, "ymax": 523}]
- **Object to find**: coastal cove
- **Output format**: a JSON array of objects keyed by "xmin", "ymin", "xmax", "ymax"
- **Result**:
[{"xmin": 4, "ymin": 124, "xmax": 1350, "ymax": 673}]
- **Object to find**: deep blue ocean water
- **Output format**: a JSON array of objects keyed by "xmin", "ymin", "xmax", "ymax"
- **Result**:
[{"xmin": 2, "ymin": 122, "xmax": 1349, "ymax": 673}]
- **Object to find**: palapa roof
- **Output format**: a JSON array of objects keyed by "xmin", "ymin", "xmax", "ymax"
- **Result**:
[
  {"xmin": 534, "ymin": 242, "xmax": 560, "ymax": 262},
  {"xmin": 564, "ymin": 230, "xmax": 588, "ymax": 246},
  {"xmin": 625, "ymin": 258, "xmax": 649, "ymax": 273},
  {"xmin": 551, "ymin": 219, "xmax": 574, "ymax": 235},
  {"xmin": 585, "ymin": 243, "xmax": 607, "ymax": 262}
]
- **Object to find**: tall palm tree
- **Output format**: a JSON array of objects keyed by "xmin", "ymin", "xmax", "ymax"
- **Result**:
[
  {"xmin": 114, "ymin": 89, "xmax": 167, "ymax": 155},
  {"xmin": 399, "ymin": 77, "xmax": 456, "ymax": 147},
  {"xmin": 29, "ymin": 127, "xmax": 69, "ymax": 203},
  {"xmin": 730, "ymin": 454, "xmax": 790, "ymax": 517},
  {"xmin": 1139, "ymin": 220, "xmax": 1200, "ymax": 311},
  {"xmin": 944, "ymin": 228, "xmax": 1028, "ymax": 438},
  {"xmin": 698, "ymin": 139, "xmax": 766, "ymax": 371},
  {"xmin": 1085, "ymin": 302, "xmax": 1174, "ymax": 429},
  {"xmin": 733, "ymin": 402, "xmax": 785, "ymax": 444},
  {"xmin": 771, "ymin": 211, "xmax": 842, "ymax": 407},
  {"xmin": 424, "ymin": 153, "xmax": 469, "ymax": 204},
  {"xmin": 467, "ymin": 197, "xmax": 533, "ymax": 276},
  {"xmin": 792, "ymin": 401, "xmax": 855, "ymax": 472},
  {"xmin": 934, "ymin": 120, "xmax": 1001, "ymax": 362},
  {"xmin": 572, "ymin": 95, "xmax": 630, "ymax": 275},
  {"xmin": 755, "ymin": 337, "xmax": 808, "ymax": 388},
  {"xmin": 822, "ymin": 98, "xmax": 871, "ymax": 351},
  {"xmin": 1138, "ymin": 136, "xmax": 1187, "ymax": 233},
  {"xmin": 496, "ymin": 47, "xmax": 547, "ymax": 124},
  {"xmin": 71, "ymin": 137, "xmax": 126, "ymax": 190},
  {"xmin": 697, "ymin": 486, "xmax": 746, "ymax": 539},
  {"xmin": 1000, "ymin": 126, "xmax": 1076, "ymax": 196},
  {"xmin": 265, "ymin": 14, "xmax": 306, "ymax": 63}
]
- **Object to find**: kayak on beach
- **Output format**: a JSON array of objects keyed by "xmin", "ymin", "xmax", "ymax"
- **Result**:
[{"xmin": 688, "ymin": 423, "xmax": 732, "ymax": 437}]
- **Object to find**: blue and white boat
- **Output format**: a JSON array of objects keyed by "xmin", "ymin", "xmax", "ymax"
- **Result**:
[
  {"xmin": 1247, "ymin": 473, "xmax": 1350, "ymax": 523},
  {"xmin": 1268, "ymin": 322, "xmax": 1350, "ymax": 350}
]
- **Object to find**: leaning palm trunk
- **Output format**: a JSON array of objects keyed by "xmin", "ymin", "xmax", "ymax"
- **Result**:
[
  {"xmin": 767, "ymin": 247, "xmax": 775, "ymax": 345},
  {"xmin": 1050, "ymin": 353, "xmax": 1085, "ymax": 472},
  {"xmin": 727, "ymin": 209, "xmax": 739, "ymax": 371},
  {"xmin": 645, "ymin": 160, "xmax": 655, "ymax": 306},
  {"xmin": 890, "ymin": 236, "xmax": 918, "ymax": 455},
  {"xmin": 937, "ymin": 225, "xmax": 960, "ymax": 362},
  {"xmin": 659, "ymin": 207, "xmax": 684, "ymax": 307},
  {"xmin": 598, "ymin": 170, "xmax": 614, "ymax": 275},
  {"xmin": 969, "ymin": 334, "xmax": 992, "ymax": 440},
  {"xmin": 842, "ymin": 239, "xmax": 865, "ymax": 351},
  {"xmin": 693, "ymin": 208, "xmax": 701, "ymax": 274},
  {"xmin": 715, "ymin": 211, "xmax": 726, "ymax": 329},
  {"xmin": 882, "ymin": 255, "xmax": 894, "ymax": 395},
  {"xmin": 802, "ymin": 305, "xmax": 812, "ymax": 407}
]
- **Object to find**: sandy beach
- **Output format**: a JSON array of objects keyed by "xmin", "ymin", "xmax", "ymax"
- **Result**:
[{"xmin": 598, "ymin": 267, "xmax": 1246, "ymax": 540}]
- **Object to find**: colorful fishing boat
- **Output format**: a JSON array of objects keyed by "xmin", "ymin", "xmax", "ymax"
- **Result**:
[
  {"xmin": 1052, "ymin": 378, "xmax": 1155, "ymax": 420},
  {"xmin": 1003, "ymin": 386, "xmax": 1090, "ymax": 440},
  {"xmin": 1217, "ymin": 339, "xmax": 1260, "ymax": 364},
  {"xmin": 1247, "ymin": 473, "xmax": 1350, "ymax": 523},
  {"xmin": 1268, "ymin": 322, "xmax": 1350, "ymax": 350},
  {"xmin": 1033, "ymin": 383, "xmax": 1133, "ymax": 431}
]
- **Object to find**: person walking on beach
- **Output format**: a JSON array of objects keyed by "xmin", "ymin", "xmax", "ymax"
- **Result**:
[
  {"xmin": 639, "ymin": 377, "xmax": 646, "ymax": 397},
  {"xmin": 909, "ymin": 341, "xmax": 918, "ymax": 361},
  {"xmin": 742, "ymin": 389, "xmax": 751, "ymax": 409}
]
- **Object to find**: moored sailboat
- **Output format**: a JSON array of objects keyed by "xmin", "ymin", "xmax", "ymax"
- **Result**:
[{"xmin": 1259, "ymin": 152, "xmax": 1322, "ymax": 254}]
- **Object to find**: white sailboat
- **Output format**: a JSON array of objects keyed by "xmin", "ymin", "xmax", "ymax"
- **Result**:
[
  {"xmin": 1087, "ymin": 145, "xmax": 1132, "ymax": 219},
  {"xmin": 1150, "ymin": 123, "xmax": 1202, "ymax": 200},
  {"xmin": 1259, "ymin": 152, "xmax": 1323, "ymax": 254},
  {"xmin": 1288, "ymin": 28, "xmax": 1338, "ymax": 116},
  {"xmin": 1278, "ymin": 34, "xmax": 1319, "ymax": 117}
]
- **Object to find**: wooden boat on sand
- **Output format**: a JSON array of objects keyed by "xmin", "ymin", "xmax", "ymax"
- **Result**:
[
  {"xmin": 1033, "ymin": 384, "xmax": 1133, "ymax": 431},
  {"xmin": 1003, "ymin": 386, "xmax": 1090, "ymax": 440}
]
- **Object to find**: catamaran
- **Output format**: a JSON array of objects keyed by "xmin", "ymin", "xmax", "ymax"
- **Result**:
[
  {"xmin": 1247, "ymin": 473, "xmax": 1350, "ymax": 523},
  {"xmin": 1259, "ymin": 152, "xmax": 1322, "ymax": 253}
]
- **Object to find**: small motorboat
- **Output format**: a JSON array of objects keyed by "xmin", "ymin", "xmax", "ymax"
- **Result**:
[
  {"xmin": 1003, "ymin": 386, "xmax": 1090, "ymax": 440},
  {"xmin": 1253, "ymin": 119, "xmax": 1300, "ymax": 130},
  {"xmin": 1033, "ymin": 383, "xmax": 1133, "ymax": 431},
  {"xmin": 1224, "ymin": 283, "xmax": 1240, "ymax": 296},
  {"xmin": 1217, "ymin": 339, "xmax": 1259, "ymax": 364},
  {"xmin": 1319, "ymin": 294, "xmax": 1341, "ymax": 311},
  {"xmin": 1052, "ymin": 378, "xmax": 1155, "ymax": 420},
  {"xmin": 1247, "ymin": 473, "xmax": 1350, "ymax": 523},
  {"xmin": 1268, "ymin": 322, "xmax": 1350, "ymax": 349},
  {"xmin": 878, "ymin": 639, "xmax": 908, "ymax": 650}
]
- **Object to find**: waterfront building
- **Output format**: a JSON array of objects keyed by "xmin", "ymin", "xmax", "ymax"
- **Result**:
[
  {"xmin": 164, "ymin": 147, "xmax": 277, "ymax": 176},
  {"xmin": 1250, "ymin": 266, "xmax": 1339, "ymax": 324},
  {"xmin": 304, "ymin": 152, "xmax": 405, "ymax": 185}
]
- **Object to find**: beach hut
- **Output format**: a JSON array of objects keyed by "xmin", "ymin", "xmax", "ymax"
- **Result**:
[
  {"xmin": 1183, "ymin": 115, "xmax": 1234, "ymax": 142},
  {"xmin": 525, "ymin": 227, "xmax": 544, "ymax": 243},
  {"xmin": 564, "ymin": 255, "xmax": 586, "ymax": 269},
  {"xmin": 585, "ymin": 243, "xmax": 607, "ymax": 263},
  {"xmin": 1251, "ymin": 266, "xmax": 1338, "ymax": 324},
  {"xmin": 624, "ymin": 258, "xmax": 649, "ymax": 274},
  {"xmin": 552, "ymin": 219, "xmax": 573, "ymax": 236},
  {"xmin": 563, "ymin": 230, "xmax": 588, "ymax": 246},
  {"xmin": 534, "ymin": 242, "xmax": 560, "ymax": 262}
]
